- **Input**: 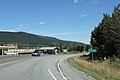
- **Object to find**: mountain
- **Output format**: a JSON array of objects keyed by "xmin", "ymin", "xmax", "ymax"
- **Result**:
[{"xmin": 0, "ymin": 31, "xmax": 85, "ymax": 48}]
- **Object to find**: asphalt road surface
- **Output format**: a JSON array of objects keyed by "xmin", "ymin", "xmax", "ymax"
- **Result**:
[
  {"xmin": 0, "ymin": 55, "xmax": 32, "ymax": 64},
  {"xmin": 0, "ymin": 54, "xmax": 95, "ymax": 80}
]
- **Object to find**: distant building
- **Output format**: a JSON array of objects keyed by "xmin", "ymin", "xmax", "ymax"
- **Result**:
[
  {"xmin": 2, "ymin": 44, "xmax": 18, "ymax": 48},
  {"xmin": 63, "ymin": 49, "xmax": 68, "ymax": 52},
  {"xmin": 0, "ymin": 44, "xmax": 17, "ymax": 55},
  {"xmin": 39, "ymin": 47, "xmax": 60, "ymax": 54}
]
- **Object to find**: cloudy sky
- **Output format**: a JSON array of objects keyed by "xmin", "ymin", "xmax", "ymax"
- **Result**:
[{"xmin": 0, "ymin": 0, "xmax": 120, "ymax": 44}]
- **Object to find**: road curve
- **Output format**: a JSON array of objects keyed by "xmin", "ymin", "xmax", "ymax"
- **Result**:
[
  {"xmin": 0, "ymin": 54, "xmax": 95, "ymax": 80},
  {"xmin": 0, "ymin": 55, "xmax": 32, "ymax": 64}
]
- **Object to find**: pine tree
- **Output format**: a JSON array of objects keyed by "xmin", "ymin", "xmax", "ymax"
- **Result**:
[
  {"xmin": 91, "ymin": 14, "xmax": 112, "ymax": 59},
  {"xmin": 85, "ymin": 45, "xmax": 91, "ymax": 52},
  {"xmin": 91, "ymin": 4, "xmax": 120, "ymax": 59},
  {"xmin": 59, "ymin": 42, "xmax": 63, "ymax": 52},
  {"xmin": 111, "ymin": 4, "xmax": 120, "ymax": 57}
]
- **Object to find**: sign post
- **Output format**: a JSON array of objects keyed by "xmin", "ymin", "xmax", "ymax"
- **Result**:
[{"xmin": 88, "ymin": 49, "xmax": 97, "ymax": 61}]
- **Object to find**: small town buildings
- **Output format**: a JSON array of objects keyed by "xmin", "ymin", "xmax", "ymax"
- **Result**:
[
  {"xmin": 0, "ymin": 44, "xmax": 17, "ymax": 55},
  {"xmin": 39, "ymin": 47, "xmax": 60, "ymax": 54},
  {"xmin": 63, "ymin": 49, "xmax": 68, "ymax": 53}
]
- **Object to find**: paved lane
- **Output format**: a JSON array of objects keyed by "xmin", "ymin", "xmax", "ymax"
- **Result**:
[
  {"xmin": 0, "ymin": 55, "xmax": 32, "ymax": 64},
  {"xmin": 0, "ymin": 54, "xmax": 95, "ymax": 80}
]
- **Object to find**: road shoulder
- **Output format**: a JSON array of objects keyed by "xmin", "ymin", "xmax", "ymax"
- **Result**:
[{"xmin": 60, "ymin": 58, "xmax": 95, "ymax": 80}]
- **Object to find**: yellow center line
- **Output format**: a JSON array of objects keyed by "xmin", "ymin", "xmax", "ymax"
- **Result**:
[{"xmin": 0, "ymin": 58, "xmax": 30, "ymax": 67}]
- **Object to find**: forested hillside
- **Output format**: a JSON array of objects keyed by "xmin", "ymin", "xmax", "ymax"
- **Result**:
[{"xmin": 0, "ymin": 31, "xmax": 85, "ymax": 48}]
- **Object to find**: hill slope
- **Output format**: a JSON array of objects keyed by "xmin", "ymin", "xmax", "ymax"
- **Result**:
[{"xmin": 0, "ymin": 31, "xmax": 85, "ymax": 47}]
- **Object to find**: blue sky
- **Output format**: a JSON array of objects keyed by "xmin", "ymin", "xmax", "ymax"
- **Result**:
[{"xmin": 0, "ymin": 0, "xmax": 120, "ymax": 44}]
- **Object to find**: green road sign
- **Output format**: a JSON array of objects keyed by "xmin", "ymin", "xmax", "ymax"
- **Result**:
[{"xmin": 88, "ymin": 49, "xmax": 97, "ymax": 53}]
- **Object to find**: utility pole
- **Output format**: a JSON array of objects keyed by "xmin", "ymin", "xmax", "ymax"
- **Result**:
[{"xmin": 92, "ymin": 52, "xmax": 93, "ymax": 62}]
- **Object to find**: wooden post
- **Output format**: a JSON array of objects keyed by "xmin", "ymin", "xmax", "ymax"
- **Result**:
[
  {"xmin": 2, "ymin": 49, "xmax": 4, "ymax": 55},
  {"xmin": 92, "ymin": 52, "xmax": 93, "ymax": 61}
]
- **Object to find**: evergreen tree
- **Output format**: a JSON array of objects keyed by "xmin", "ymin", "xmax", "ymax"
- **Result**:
[
  {"xmin": 59, "ymin": 42, "xmax": 63, "ymax": 52},
  {"xmin": 111, "ymin": 4, "xmax": 120, "ymax": 57},
  {"xmin": 79, "ymin": 45, "xmax": 84, "ymax": 52},
  {"xmin": 91, "ymin": 14, "xmax": 112, "ymax": 59},
  {"xmin": 85, "ymin": 45, "xmax": 91, "ymax": 52},
  {"xmin": 91, "ymin": 4, "xmax": 120, "ymax": 59}
]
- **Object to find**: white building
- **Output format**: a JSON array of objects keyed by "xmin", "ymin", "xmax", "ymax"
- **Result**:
[
  {"xmin": 0, "ymin": 45, "xmax": 17, "ymax": 55},
  {"xmin": 39, "ymin": 47, "xmax": 60, "ymax": 54}
]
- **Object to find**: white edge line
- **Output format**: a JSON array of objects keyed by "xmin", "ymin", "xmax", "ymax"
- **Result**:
[
  {"xmin": 48, "ymin": 69, "xmax": 57, "ymax": 80},
  {"xmin": 57, "ymin": 59, "xmax": 67, "ymax": 80}
]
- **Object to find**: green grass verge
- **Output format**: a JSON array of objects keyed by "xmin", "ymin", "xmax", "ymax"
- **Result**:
[{"xmin": 68, "ymin": 57, "xmax": 119, "ymax": 80}]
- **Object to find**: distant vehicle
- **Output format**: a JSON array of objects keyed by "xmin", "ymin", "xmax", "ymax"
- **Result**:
[{"xmin": 32, "ymin": 50, "xmax": 42, "ymax": 56}]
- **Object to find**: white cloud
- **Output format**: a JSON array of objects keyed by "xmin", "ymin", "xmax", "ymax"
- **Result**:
[
  {"xmin": 91, "ymin": 0, "xmax": 99, "ymax": 5},
  {"xmin": 19, "ymin": 24, "xmax": 23, "ymax": 27},
  {"xmin": 73, "ymin": 0, "xmax": 83, "ymax": 4},
  {"xmin": 38, "ymin": 21, "xmax": 45, "ymax": 25},
  {"xmin": 0, "ymin": 24, "xmax": 25, "ymax": 32},
  {"xmin": 15, "ymin": 24, "xmax": 24, "ymax": 31},
  {"xmin": 80, "ymin": 14, "xmax": 87, "ymax": 17},
  {"xmin": 0, "ymin": 29, "xmax": 17, "ymax": 32},
  {"xmin": 73, "ymin": 0, "xmax": 99, "ymax": 5},
  {"xmin": 48, "ymin": 32, "xmax": 79, "ymax": 36},
  {"xmin": 0, "ymin": 24, "xmax": 24, "ymax": 32},
  {"xmin": 33, "ymin": 30, "xmax": 47, "ymax": 34}
]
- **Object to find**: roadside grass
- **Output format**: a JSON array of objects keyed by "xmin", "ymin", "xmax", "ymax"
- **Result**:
[
  {"xmin": 68, "ymin": 56, "xmax": 120, "ymax": 80},
  {"xmin": 63, "ymin": 52, "xmax": 81, "ymax": 54}
]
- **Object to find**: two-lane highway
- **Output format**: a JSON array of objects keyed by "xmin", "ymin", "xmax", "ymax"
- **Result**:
[
  {"xmin": 0, "ymin": 55, "xmax": 32, "ymax": 64},
  {"xmin": 0, "ymin": 54, "xmax": 95, "ymax": 80}
]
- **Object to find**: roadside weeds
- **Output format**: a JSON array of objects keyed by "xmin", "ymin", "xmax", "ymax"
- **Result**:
[{"xmin": 68, "ymin": 57, "xmax": 120, "ymax": 80}]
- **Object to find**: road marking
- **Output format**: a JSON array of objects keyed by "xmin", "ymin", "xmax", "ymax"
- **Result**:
[
  {"xmin": 0, "ymin": 58, "xmax": 30, "ymax": 67},
  {"xmin": 57, "ymin": 59, "xmax": 67, "ymax": 80},
  {"xmin": 48, "ymin": 69, "xmax": 57, "ymax": 80}
]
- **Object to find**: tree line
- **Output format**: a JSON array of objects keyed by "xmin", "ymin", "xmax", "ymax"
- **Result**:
[
  {"xmin": 91, "ymin": 4, "xmax": 120, "ymax": 59},
  {"xmin": 66, "ymin": 44, "xmax": 90, "ymax": 52}
]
